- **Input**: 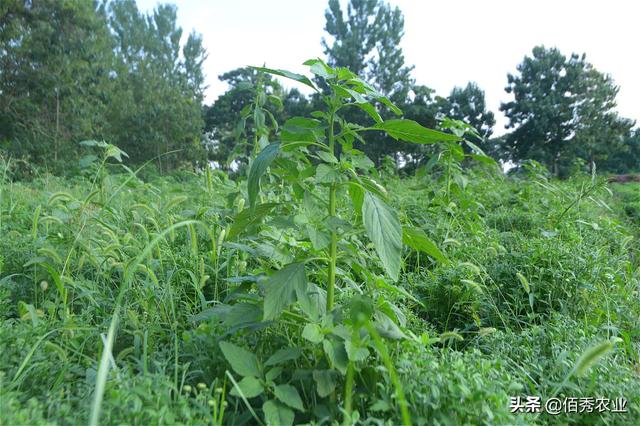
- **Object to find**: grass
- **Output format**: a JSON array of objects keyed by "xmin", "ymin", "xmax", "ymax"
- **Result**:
[{"xmin": 0, "ymin": 157, "xmax": 639, "ymax": 425}]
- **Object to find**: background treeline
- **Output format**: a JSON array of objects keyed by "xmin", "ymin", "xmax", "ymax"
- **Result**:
[
  {"xmin": 1, "ymin": 0, "xmax": 206, "ymax": 173},
  {"xmin": 1, "ymin": 0, "xmax": 638, "ymax": 176}
]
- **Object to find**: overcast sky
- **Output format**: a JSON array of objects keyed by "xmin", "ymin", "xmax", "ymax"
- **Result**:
[{"xmin": 136, "ymin": 0, "xmax": 639, "ymax": 135}]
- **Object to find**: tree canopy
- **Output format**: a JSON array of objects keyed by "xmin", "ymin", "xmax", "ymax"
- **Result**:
[
  {"xmin": 500, "ymin": 46, "xmax": 635, "ymax": 176},
  {"xmin": 0, "ymin": 0, "xmax": 206, "ymax": 172},
  {"xmin": 1, "ymin": 1, "xmax": 637, "ymax": 176}
]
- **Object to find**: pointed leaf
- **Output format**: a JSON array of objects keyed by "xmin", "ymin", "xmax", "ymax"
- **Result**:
[
  {"xmin": 296, "ymin": 283, "xmax": 326, "ymax": 321},
  {"xmin": 312, "ymin": 370, "xmax": 336, "ymax": 398},
  {"xmin": 274, "ymin": 384, "xmax": 304, "ymax": 411},
  {"xmin": 282, "ymin": 117, "xmax": 323, "ymax": 143},
  {"xmin": 363, "ymin": 192, "xmax": 402, "ymax": 281},
  {"xmin": 378, "ymin": 96, "xmax": 403, "ymax": 116},
  {"xmin": 228, "ymin": 203, "xmax": 278, "ymax": 239},
  {"xmin": 248, "ymin": 143, "xmax": 280, "ymax": 210},
  {"xmin": 302, "ymin": 323, "xmax": 324, "ymax": 344},
  {"xmin": 229, "ymin": 376, "xmax": 264, "ymax": 398},
  {"xmin": 322, "ymin": 339, "xmax": 349, "ymax": 374},
  {"xmin": 315, "ymin": 164, "xmax": 342, "ymax": 184},
  {"xmin": 219, "ymin": 341, "xmax": 261, "ymax": 377},
  {"xmin": 263, "ymin": 263, "xmax": 307, "ymax": 321},
  {"xmin": 375, "ymin": 119, "xmax": 460, "ymax": 144},
  {"xmin": 251, "ymin": 66, "xmax": 317, "ymax": 92},
  {"xmin": 402, "ymin": 226, "xmax": 448, "ymax": 263},
  {"xmin": 356, "ymin": 102, "xmax": 382, "ymax": 124},
  {"xmin": 265, "ymin": 348, "xmax": 302, "ymax": 367},
  {"xmin": 262, "ymin": 400, "xmax": 294, "ymax": 426}
]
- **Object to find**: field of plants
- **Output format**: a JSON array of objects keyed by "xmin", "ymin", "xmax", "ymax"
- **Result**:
[{"xmin": 1, "ymin": 61, "xmax": 639, "ymax": 425}]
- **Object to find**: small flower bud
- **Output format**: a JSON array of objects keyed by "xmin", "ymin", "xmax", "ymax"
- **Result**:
[
  {"xmin": 197, "ymin": 383, "xmax": 207, "ymax": 390},
  {"xmin": 40, "ymin": 281, "xmax": 48, "ymax": 291},
  {"xmin": 183, "ymin": 385, "xmax": 192, "ymax": 393}
]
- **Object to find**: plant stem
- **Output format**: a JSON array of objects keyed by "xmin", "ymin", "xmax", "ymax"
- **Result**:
[
  {"xmin": 326, "ymin": 108, "xmax": 337, "ymax": 312},
  {"xmin": 343, "ymin": 361, "xmax": 355, "ymax": 423},
  {"xmin": 365, "ymin": 322, "xmax": 412, "ymax": 426},
  {"xmin": 343, "ymin": 324, "xmax": 359, "ymax": 424}
]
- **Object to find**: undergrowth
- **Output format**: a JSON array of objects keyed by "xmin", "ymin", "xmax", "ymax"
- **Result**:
[{"xmin": 0, "ymin": 63, "xmax": 639, "ymax": 425}]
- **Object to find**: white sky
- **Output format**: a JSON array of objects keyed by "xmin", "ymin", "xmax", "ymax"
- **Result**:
[{"xmin": 136, "ymin": 0, "xmax": 639, "ymax": 135}]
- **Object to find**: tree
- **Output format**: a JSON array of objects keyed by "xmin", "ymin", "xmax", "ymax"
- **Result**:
[
  {"xmin": 203, "ymin": 68, "xmax": 311, "ymax": 172},
  {"xmin": 500, "ymin": 46, "xmax": 633, "ymax": 176},
  {"xmin": 438, "ymin": 82, "xmax": 495, "ymax": 142},
  {"xmin": 323, "ymin": 0, "xmax": 413, "ymax": 100},
  {"xmin": 599, "ymin": 127, "xmax": 640, "ymax": 173},
  {"xmin": 0, "ymin": 0, "xmax": 114, "ymax": 168},
  {"xmin": 203, "ymin": 68, "xmax": 282, "ymax": 171},
  {"xmin": 106, "ymin": 0, "xmax": 207, "ymax": 171},
  {"xmin": 0, "ymin": 0, "xmax": 207, "ymax": 172},
  {"xmin": 322, "ymin": 0, "xmax": 415, "ymax": 165}
]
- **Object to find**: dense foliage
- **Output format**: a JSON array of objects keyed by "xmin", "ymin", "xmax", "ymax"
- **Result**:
[
  {"xmin": 1, "ymin": 0, "xmax": 639, "ymax": 424},
  {"xmin": 1, "ymin": 58, "xmax": 639, "ymax": 424},
  {"xmin": 0, "ymin": 0, "xmax": 206, "ymax": 172},
  {"xmin": 499, "ymin": 46, "xmax": 636, "ymax": 176},
  {"xmin": 2, "ymin": 0, "xmax": 637, "ymax": 175}
]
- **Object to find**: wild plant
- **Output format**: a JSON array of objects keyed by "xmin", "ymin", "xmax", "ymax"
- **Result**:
[{"xmin": 211, "ymin": 59, "xmax": 487, "ymax": 425}]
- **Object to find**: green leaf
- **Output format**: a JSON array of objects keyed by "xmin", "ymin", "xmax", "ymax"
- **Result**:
[
  {"xmin": 402, "ymin": 226, "xmax": 448, "ymax": 263},
  {"xmin": 356, "ymin": 102, "xmax": 382, "ymax": 123},
  {"xmin": 80, "ymin": 139, "xmax": 106, "ymax": 148},
  {"xmin": 263, "ymin": 400, "xmax": 294, "ymax": 426},
  {"xmin": 282, "ymin": 117, "xmax": 323, "ymax": 143},
  {"xmin": 267, "ymin": 94, "xmax": 283, "ymax": 109},
  {"xmin": 255, "ymin": 241, "xmax": 294, "ymax": 264},
  {"xmin": 322, "ymin": 339, "xmax": 349, "ymax": 374},
  {"xmin": 350, "ymin": 154, "xmax": 375, "ymax": 171},
  {"xmin": 374, "ymin": 311, "xmax": 406, "ymax": 340},
  {"xmin": 306, "ymin": 224, "xmax": 330, "ymax": 250},
  {"xmin": 378, "ymin": 96, "xmax": 403, "ymax": 116},
  {"xmin": 79, "ymin": 155, "xmax": 98, "ymax": 168},
  {"xmin": 469, "ymin": 153, "xmax": 499, "ymax": 167},
  {"xmin": 350, "ymin": 295, "xmax": 374, "ymax": 323},
  {"xmin": 17, "ymin": 302, "xmax": 39, "ymax": 327},
  {"xmin": 360, "ymin": 176, "xmax": 387, "ymax": 199},
  {"xmin": 296, "ymin": 283, "xmax": 326, "ymax": 321},
  {"xmin": 228, "ymin": 203, "xmax": 278, "ymax": 239},
  {"xmin": 363, "ymin": 192, "xmax": 402, "ymax": 281},
  {"xmin": 315, "ymin": 164, "xmax": 342, "ymax": 184},
  {"xmin": 274, "ymin": 384, "xmax": 304, "ymax": 411},
  {"xmin": 305, "ymin": 59, "xmax": 335, "ymax": 79},
  {"xmin": 316, "ymin": 151, "xmax": 338, "ymax": 164},
  {"xmin": 193, "ymin": 303, "xmax": 262, "ymax": 328},
  {"xmin": 348, "ymin": 182, "xmax": 364, "ymax": 215},
  {"xmin": 263, "ymin": 263, "xmax": 307, "ymax": 321},
  {"xmin": 229, "ymin": 376, "xmax": 264, "ymax": 398},
  {"xmin": 105, "ymin": 144, "xmax": 128, "ymax": 162},
  {"xmin": 265, "ymin": 348, "xmax": 302, "ymax": 367},
  {"xmin": 251, "ymin": 66, "xmax": 317, "ymax": 92},
  {"xmin": 312, "ymin": 370, "xmax": 336, "ymax": 398},
  {"xmin": 375, "ymin": 119, "xmax": 460, "ymax": 144},
  {"xmin": 219, "ymin": 341, "xmax": 261, "ymax": 377},
  {"xmin": 265, "ymin": 367, "xmax": 283, "ymax": 383},
  {"xmin": 345, "ymin": 340, "xmax": 370, "ymax": 362},
  {"xmin": 302, "ymin": 323, "xmax": 324, "ymax": 344},
  {"xmin": 248, "ymin": 143, "xmax": 280, "ymax": 210}
]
